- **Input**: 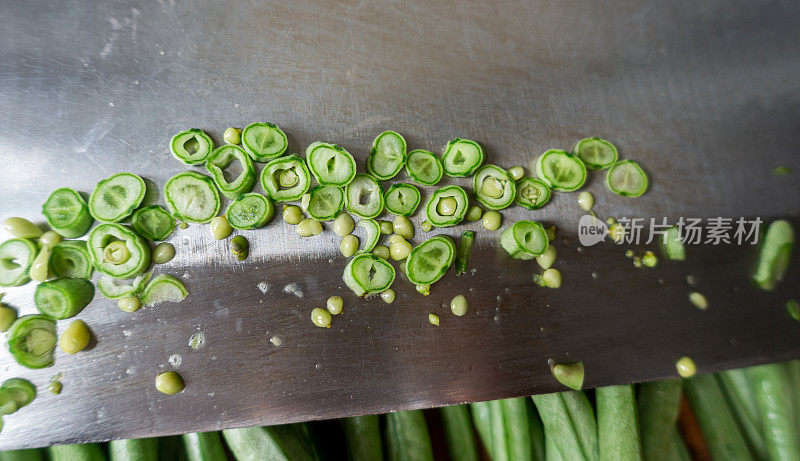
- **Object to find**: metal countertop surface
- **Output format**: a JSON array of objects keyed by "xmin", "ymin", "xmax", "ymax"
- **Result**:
[{"xmin": 0, "ymin": 0, "xmax": 799, "ymax": 449}]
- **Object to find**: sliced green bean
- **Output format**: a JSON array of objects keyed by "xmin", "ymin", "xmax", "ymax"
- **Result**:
[
  {"xmin": 405, "ymin": 235, "xmax": 456, "ymax": 285},
  {"xmin": 753, "ymin": 219, "xmax": 794, "ymax": 291},
  {"xmin": 260, "ymin": 155, "xmax": 312, "ymax": 202},
  {"xmin": 0, "ymin": 378, "xmax": 36, "ymax": 414},
  {"xmin": 88, "ymin": 172, "xmax": 146, "ymax": 222},
  {"xmin": 605, "ymin": 160, "xmax": 648, "ymax": 197},
  {"xmin": 748, "ymin": 363, "xmax": 800, "ymax": 461},
  {"xmin": 500, "ymin": 220, "xmax": 549, "ymax": 259},
  {"xmin": 306, "ymin": 141, "xmax": 357, "ymax": 186},
  {"xmin": 455, "ymin": 231, "xmax": 474, "ymax": 276},
  {"xmin": 0, "ymin": 238, "xmax": 38, "ymax": 287},
  {"xmin": 636, "ymin": 379, "xmax": 682, "ymax": 461},
  {"xmin": 343, "ymin": 253, "xmax": 395, "ymax": 297},
  {"xmin": 171, "ymin": 128, "xmax": 214, "ymax": 165},
  {"xmin": 425, "ymin": 185, "xmax": 468, "ymax": 227},
  {"xmin": 534, "ymin": 150, "xmax": 587, "ymax": 192},
  {"xmin": 384, "ymin": 183, "xmax": 421, "ymax": 217},
  {"xmin": 8, "ymin": 315, "xmax": 57, "ymax": 369},
  {"xmin": 226, "ymin": 193, "xmax": 274, "ymax": 229},
  {"xmin": 531, "ymin": 391, "xmax": 598, "ymax": 461},
  {"xmin": 442, "ymin": 138, "xmax": 484, "ymax": 177},
  {"xmin": 141, "ymin": 274, "xmax": 187, "ymax": 307},
  {"xmin": 440, "ymin": 405, "xmax": 479, "ymax": 461},
  {"xmin": 87, "ymin": 223, "xmax": 151, "ymax": 278},
  {"xmin": 34, "ymin": 277, "xmax": 94, "ymax": 319},
  {"xmin": 97, "ymin": 272, "xmax": 151, "ymax": 299},
  {"xmin": 164, "ymin": 171, "xmax": 221, "ymax": 223},
  {"xmin": 205, "ymin": 144, "xmax": 256, "ymax": 199},
  {"xmin": 366, "ymin": 130, "xmax": 407, "ymax": 180},
  {"xmin": 42, "ymin": 188, "xmax": 93, "ymax": 238},
  {"xmin": 473, "ymin": 164, "xmax": 516, "ymax": 210},
  {"xmin": 241, "ymin": 122, "xmax": 288, "ymax": 162},
  {"xmin": 573, "ymin": 137, "xmax": 618, "ymax": 170},
  {"xmin": 345, "ymin": 174, "xmax": 384, "ymax": 219},
  {"xmin": 596, "ymin": 385, "xmax": 641, "ymax": 461},
  {"xmin": 405, "ymin": 149, "xmax": 443, "ymax": 185},
  {"xmin": 341, "ymin": 415, "xmax": 383, "ymax": 461},
  {"xmin": 0, "ymin": 298, "xmax": 17, "ymax": 332},
  {"xmin": 301, "ymin": 186, "xmax": 344, "ymax": 221},
  {"xmin": 131, "ymin": 205, "xmax": 175, "ymax": 241},
  {"xmin": 182, "ymin": 432, "xmax": 228, "ymax": 461},
  {"xmin": 515, "ymin": 178, "xmax": 551, "ymax": 210},
  {"xmin": 385, "ymin": 410, "xmax": 434, "ymax": 461}
]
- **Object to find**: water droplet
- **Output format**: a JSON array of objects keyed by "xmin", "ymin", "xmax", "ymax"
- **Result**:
[
  {"xmin": 493, "ymin": 315, "xmax": 500, "ymax": 322},
  {"xmin": 126, "ymin": 366, "xmax": 136, "ymax": 375},
  {"xmin": 591, "ymin": 272, "xmax": 598, "ymax": 279},
  {"xmin": 235, "ymin": 318, "xmax": 243, "ymax": 332},
  {"xmin": 168, "ymin": 354, "xmax": 182, "ymax": 368},
  {"xmin": 257, "ymin": 282, "xmax": 269, "ymax": 294},
  {"xmin": 283, "ymin": 283, "xmax": 304, "ymax": 298},
  {"xmin": 122, "ymin": 329, "xmax": 133, "ymax": 337},
  {"xmin": 315, "ymin": 363, "xmax": 322, "ymax": 370},
  {"xmin": 270, "ymin": 336, "xmax": 282, "ymax": 346},
  {"xmin": 189, "ymin": 331, "xmax": 205, "ymax": 350}
]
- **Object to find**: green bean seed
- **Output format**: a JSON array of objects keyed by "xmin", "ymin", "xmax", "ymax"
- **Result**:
[
  {"xmin": 577, "ymin": 191, "xmax": 594, "ymax": 211},
  {"xmin": 416, "ymin": 284, "xmax": 430, "ymax": 296},
  {"xmin": 381, "ymin": 289, "xmax": 395, "ymax": 304},
  {"xmin": 428, "ymin": 313, "xmax": 440, "ymax": 326},
  {"xmin": 283, "ymin": 205, "xmax": 304, "ymax": 225},
  {"xmin": 536, "ymin": 245, "xmax": 556, "ymax": 270},
  {"xmin": 508, "ymin": 166, "xmax": 525, "ymax": 180},
  {"xmin": 333, "ymin": 212, "xmax": 355, "ymax": 237},
  {"xmin": 59, "ymin": 319, "xmax": 91, "ymax": 354},
  {"xmin": 2, "ymin": 217, "xmax": 42, "ymax": 238},
  {"xmin": 379, "ymin": 220, "xmax": 394, "ymax": 235},
  {"xmin": 311, "ymin": 307, "xmax": 332, "ymax": 328},
  {"xmin": 466, "ymin": 205, "xmax": 483, "ymax": 222},
  {"xmin": 373, "ymin": 245, "xmax": 390, "ymax": 260},
  {"xmin": 327, "ymin": 296, "xmax": 344, "ymax": 315},
  {"xmin": 29, "ymin": 247, "xmax": 51, "ymax": 282},
  {"xmin": 223, "ymin": 127, "xmax": 242, "ymax": 145},
  {"xmin": 210, "ymin": 216, "xmax": 233, "ymax": 240},
  {"xmin": 546, "ymin": 225, "xmax": 557, "ymax": 241},
  {"xmin": 155, "ymin": 371, "xmax": 185, "ymax": 395},
  {"xmin": 39, "ymin": 230, "xmax": 63, "ymax": 249},
  {"xmin": 297, "ymin": 218, "xmax": 323, "ymax": 237},
  {"xmin": 390, "ymin": 239, "xmax": 412, "ymax": 261},
  {"xmin": 542, "ymin": 268, "xmax": 562, "ymax": 288},
  {"xmin": 437, "ymin": 197, "xmax": 458, "ymax": 216},
  {"xmin": 633, "ymin": 256, "xmax": 643, "ymax": 268},
  {"xmin": 153, "ymin": 242, "xmax": 176, "ymax": 264},
  {"xmin": 482, "ymin": 211, "xmax": 502, "ymax": 231},
  {"xmin": 421, "ymin": 220, "xmax": 433, "ymax": 232},
  {"xmin": 230, "ymin": 235, "xmax": 249, "ymax": 260},
  {"xmin": 178, "ymin": 222, "xmax": 188, "ymax": 229},
  {"xmin": 388, "ymin": 234, "xmax": 406, "ymax": 246},
  {"xmin": 675, "ymin": 357, "xmax": 697, "ymax": 378},
  {"xmin": 689, "ymin": 292, "xmax": 708, "ymax": 310},
  {"xmin": 609, "ymin": 223, "xmax": 625, "ymax": 242},
  {"xmin": 642, "ymin": 251, "xmax": 658, "ymax": 267},
  {"xmin": 103, "ymin": 240, "xmax": 130, "ymax": 264},
  {"xmin": 0, "ymin": 304, "xmax": 17, "ymax": 332},
  {"xmin": 48, "ymin": 381, "xmax": 62, "ymax": 395},
  {"xmin": 392, "ymin": 216, "xmax": 414, "ymax": 240},
  {"xmin": 625, "ymin": 250, "xmax": 634, "ymax": 258},
  {"xmin": 117, "ymin": 296, "xmax": 141, "ymax": 313},
  {"xmin": 450, "ymin": 294, "xmax": 468, "ymax": 316},
  {"xmin": 340, "ymin": 235, "xmax": 359, "ymax": 257}
]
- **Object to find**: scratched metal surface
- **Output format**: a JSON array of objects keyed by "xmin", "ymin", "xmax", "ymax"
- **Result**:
[{"xmin": 0, "ymin": 0, "xmax": 799, "ymax": 450}]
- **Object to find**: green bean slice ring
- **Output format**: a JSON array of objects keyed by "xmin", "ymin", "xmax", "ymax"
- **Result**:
[
  {"xmin": 500, "ymin": 220, "xmax": 549, "ymax": 259},
  {"xmin": 405, "ymin": 149, "xmax": 444, "ymax": 186},
  {"xmin": 473, "ymin": 164, "xmax": 516, "ymax": 210},
  {"xmin": 142, "ymin": 274, "xmax": 188, "ymax": 307},
  {"xmin": 42, "ymin": 187, "xmax": 93, "ymax": 238},
  {"xmin": 343, "ymin": 253, "xmax": 396, "ymax": 297},
  {"xmin": 34, "ymin": 277, "xmax": 95, "ymax": 319},
  {"xmin": 534, "ymin": 150, "xmax": 587, "ymax": 192},
  {"xmin": 8, "ymin": 314, "xmax": 57, "ymax": 369},
  {"xmin": 442, "ymin": 138, "xmax": 485, "ymax": 177},
  {"xmin": 301, "ymin": 186, "xmax": 344, "ymax": 221},
  {"xmin": 515, "ymin": 178, "xmax": 551, "ymax": 210},
  {"xmin": 345, "ymin": 174, "xmax": 384, "ymax": 219},
  {"xmin": 225, "ymin": 193, "xmax": 274, "ymax": 230},
  {"xmin": 0, "ymin": 378, "xmax": 36, "ymax": 411},
  {"xmin": 384, "ymin": 183, "xmax": 421, "ymax": 217},
  {"xmin": 0, "ymin": 238, "xmax": 38, "ymax": 287},
  {"xmin": 163, "ymin": 171, "xmax": 221, "ymax": 223},
  {"xmin": 87, "ymin": 223, "xmax": 151, "ymax": 279},
  {"xmin": 49, "ymin": 240, "xmax": 93, "ymax": 279},
  {"xmin": 171, "ymin": 129, "xmax": 215, "ymax": 165},
  {"xmin": 405, "ymin": 235, "xmax": 457, "ymax": 285},
  {"xmin": 88, "ymin": 172, "xmax": 146, "ymax": 222},
  {"xmin": 306, "ymin": 141, "xmax": 357, "ymax": 186},
  {"xmin": 260, "ymin": 154, "xmax": 312, "ymax": 202},
  {"xmin": 605, "ymin": 160, "xmax": 648, "ymax": 197},
  {"xmin": 366, "ymin": 130, "xmax": 407, "ymax": 180},
  {"xmin": 241, "ymin": 122, "xmax": 288, "ymax": 162},
  {"xmin": 356, "ymin": 219, "xmax": 381, "ymax": 252},
  {"xmin": 131, "ymin": 205, "xmax": 175, "ymax": 241},
  {"xmin": 97, "ymin": 272, "xmax": 152, "ymax": 299},
  {"xmin": 425, "ymin": 185, "xmax": 468, "ymax": 227},
  {"xmin": 573, "ymin": 137, "xmax": 618, "ymax": 170},
  {"xmin": 205, "ymin": 145, "xmax": 256, "ymax": 200}
]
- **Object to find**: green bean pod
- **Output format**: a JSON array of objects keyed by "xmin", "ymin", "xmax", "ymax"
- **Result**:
[
  {"xmin": 527, "ymin": 400, "xmax": 546, "ymax": 461},
  {"xmin": 0, "ymin": 448, "xmax": 45, "ymax": 461},
  {"xmin": 596, "ymin": 385, "xmax": 641, "ymax": 461},
  {"xmin": 385, "ymin": 410, "xmax": 434, "ymax": 461},
  {"xmin": 636, "ymin": 379, "xmax": 682, "ymax": 461},
  {"xmin": 222, "ymin": 424, "xmax": 320, "ymax": 461},
  {"xmin": 748, "ymin": 363, "xmax": 800, "ymax": 461},
  {"xmin": 683, "ymin": 373, "xmax": 754, "ymax": 460},
  {"xmin": 531, "ymin": 391, "xmax": 598, "ymax": 461},
  {"xmin": 182, "ymin": 432, "xmax": 227, "ymax": 461},
  {"xmin": 109, "ymin": 438, "xmax": 158, "ymax": 461},
  {"xmin": 48, "ymin": 444, "xmax": 106, "ymax": 461},
  {"xmin": 340, "ymin": 415, "xmax": 383, "ymax": 461},
  {"xmin": 667, "ymin": 428, "xmax": 691, "ymax": 461},
  {"xmin": 440, "ymin": 405, "xmax": 478, "ymax": 461},
  {"xmin": 716, "ymin": 369, "xmax": 768, "ymax": 459}
]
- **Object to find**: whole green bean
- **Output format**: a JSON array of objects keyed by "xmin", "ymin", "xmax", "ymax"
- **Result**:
[
  {"xmin": 222, "ymin": 425, "xmax": 320, "ymax": 461},
  {"xmin": 784, "ymin": 360, "xmax": 800, "ymax": 435},
  {"xmin": 667, "ymin": 428, "xmax": 691, "ymax": 461},
  {"xmin": 597, "ymin": 385, "xmax": 641, "ymax": 461},
  {"xmin": 532, "ymin": 391, "xmax": 598, "ymax": 461},
  {"xmin": 683, "ymin": 373, "xmax": 754, "ymax": 460},
  {"xmin": 341, "ymin": 415, "xmax": 383, "ymax": 461},
  {"xmin": 526, "ymin": 399, "xmax": 546, "ymax": 461},
  {"xmin": 637, "ymin": 379, "xmax": 682, "ymax": 461},
  {"xmin": 182, "ymin": 432, "xmax": 227, "ymax": 461},
  {"xmin": 440, "ymin": 405, "xmax": 478, "ymax": 461},
  {"xmin": 503, "ymin": 398, "xmax": 532, "ymax": 460},
  {"xmin": 49, "ymin": 444, "xmax": 106, "ymax": 461},
  {"xmin": 545, "ymin": 435, "xmax": 564, "ymax": 461},
  {"xmin": 716, "ymin": 369, "xmax": 768, "ymax": 459},
  {"xmin": 748, "ymin": 363, "xmax": 800, "ymax": 461},
  {"xmin": 0, "ymin": 448, "xmax": 45, "ymax": 461},
  {"xmin": 385, "ymin": 410, "xmax": 433, "ymax": 461},
  {"xmin": 109, "ymin": 438, "xmax": 158, "ymax": 461}
]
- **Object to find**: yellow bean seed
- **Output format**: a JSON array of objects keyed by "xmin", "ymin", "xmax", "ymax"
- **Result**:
[
  {"xmin": 542, "ymin": 268, "xmax": 562, "ymax": 288},
  {"xmin": 283, "ymin": 205, "xmax": 304, "ymax": 225},
  {"xmin": 428, "ymin": 313, "xmax": 440, "ymax": 326},
  {"xmin": 466, "ymin": 206, "xmax": 483, "ymax": 222},
  {"xmin": 326, "ymin": 296, "xmax": 344, "ymax": 315},
  {"xmin": 450, "ymin": 294, "xmax": 468, "ymax": 316},
  {"xmin": 689, "ymin": 292, "xmax": 708, "ymax": 310},
  {"xmin": 577, "ymin": 191, "xmax": 594, "ymax": 211},
  {"xmin": 297, "ymin": 218, "xmax": 323, "ymax": 237},
  {"xmin": 392, "ymin": 216, "xmax": 414, "ymax": 240},
  {"xmin": 155, "ymin": 371, "xmax": 185, "ymax": 395},
  {"xmin": 416, "ymin": 284, "xmax": 430, "ymax": 296},
  {"xmin": 536, "ymin": 245, "xmax": 556, "ymax": 270},
  {"xmin": 59, "ymin": 319, "xmax": 91, "ymax": 354},
  {"xmin": 117, "ymin": 296, "xmax": 141, "ymax": 313},
  {"xmin": 436, "ymin": 197, "xmax": 458, "ymax": 216},
  {"xmin": 508, "ymin": 166, "xmax": 525, "ymax": 180},
  {"xmin": 390, "ymin": 240, "xmax": 412, "ymax": 261},
  {"xmin": 210, "ymin": 216, "xmax": 233, "ymax": 240},
  {"xmin": 38, "ymin": 231, "xmax": 63, "ymax": 249},
  {"xmin": 29, "ymin": 247, "xmax": 51, "ymax": 282},
  {"xmin": 333, "ymin": 213, "xmax": 355, "ymax": 237},
  {"xmin": 311, "ymin": 308, "xmax": 332, "ymax": 328},
  {"xmin": 0, "ymin": 305, "xmax": 18, "ymax": 332},
  {"xmin": 482, "ymin": 211, "xmax": 502, "ymax": 231},
  {"xmin": 223, "ymin": 127, "xmax": 242, "ymax": 145},
  {"xmin": 373, "ymin": 245, "xmax": 390, "ymax": 260},
  {"xmin": 381, "ymin": 289, "xmax": 395, "ymax": 304},
  {"xmin": 153, "ymin": 242, "xmax": 176, "ymax": 264},
  {"xmin": 340, "ymin": 235, "xmax": 359, "ymax": 257},
  {"xmin": 379, "ymin": 220, "xmax": 394, "ymax": 235},
  {"xmin": 675, "ymin": 357, "xmax": 697, "ymax": 378},
  {"xmin": 642, "ymin": 251, "xmax": 658, "ymax": 268},
  {"xmin": 2, "ymin": 217, "xmax": 42, "ymax": 238},
  {"xmin": 388, "ymin": 234, "xmax": 406, "ymax": 246},
  {"xmin": 421, "ymin": 220, "xmax": 433, "ymax": 232}
]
